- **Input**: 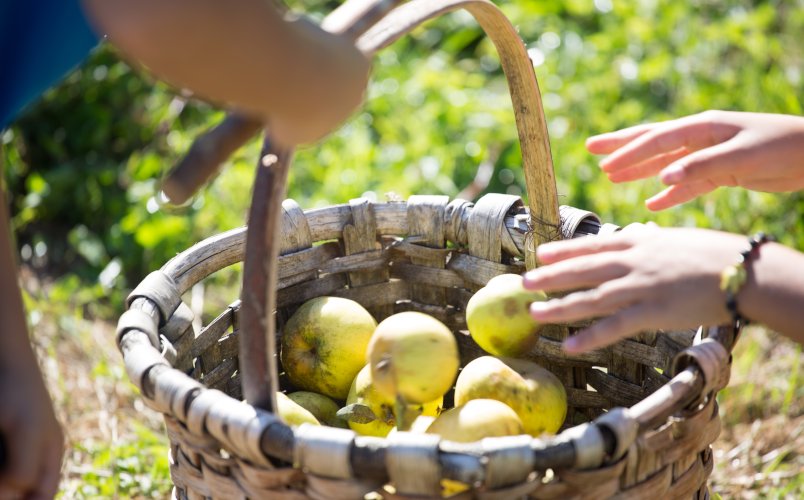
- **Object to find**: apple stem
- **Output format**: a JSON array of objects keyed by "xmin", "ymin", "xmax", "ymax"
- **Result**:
[{"xmin": 394, "ymin": 396, "xmax": 422, "ymax": 432}]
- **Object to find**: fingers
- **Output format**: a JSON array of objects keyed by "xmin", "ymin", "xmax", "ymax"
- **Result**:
[
  {"xmin": 586, "ymin": 123, "xmax": 656, "ymax": 154},
  {"xmin": 598, "ymin": 117, "xmax": 736, "ymax": 174},
  {"xmin": 529, "ymin": 280, "xmax": 641, "ymax": 323},
  {"xmin": 606, "ymin": 147, "xmax": 689, "ymax": 183},
  {"xmin": 531, "ymin": 234, "xmax": 633, "ymax": 265},
  {"xmin": 645, "ymin": 181, "xmax": 717, "ymax": 211},
  {"xmin": 524, "ymin": 255, "xmax": 630, "ymax": 293},
  {"xmin": 562, "ymin": 303, "xmax": 662, "ymax": 353},
  {"xmin": 658, "ymin": 140, "xmax": 746, "ymax": 185}
]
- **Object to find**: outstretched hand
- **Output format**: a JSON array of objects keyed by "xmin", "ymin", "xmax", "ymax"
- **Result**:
[
  {"xmin": 587, "ymin": 111, "xmax": 804, "ymax": 210},
  {"xmin": 522, "ymin": 226, "xmax": 747, "ymax": 353}
]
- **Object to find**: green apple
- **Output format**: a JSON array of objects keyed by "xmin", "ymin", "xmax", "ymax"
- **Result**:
[
  {"xmin": 280, "ymin": 296, "xmax": 377, "ymax": 400},
  {"xmin": 342, "ymin": 364, "xmax": 442, "ymax": 437},
  {"xmin": 465, "ymin": 273, "xmax": 547, "ymax": 357},
  {"xmin": 454, "ymin": 356, "xmax": 566, "ymax": 436},
  {"xmin": 367, "ymin": 311, "xmax": 459, "ymax": 405},
  {"xmin": 275, "ymin": 392, "xmax": 320, "ymax": 427},
  {"xmin": 425, "ymin": 399, "xmax": 524, "ymax": 442},
  {"xmin": 288, "ymin": 391, "xmax": 346, "ymax": 428}
]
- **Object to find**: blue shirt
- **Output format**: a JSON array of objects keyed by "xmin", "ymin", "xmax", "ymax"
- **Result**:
[{"xmin": 1, "ymin": 1, "xmax": 99, "ymax": 130}]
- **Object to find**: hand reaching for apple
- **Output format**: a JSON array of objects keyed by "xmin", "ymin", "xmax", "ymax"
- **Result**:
[
  {"xmin": 523, "ymin": 226, "xmax": 804, "ymax": 353},
  {"xmin": 587, "ymin": 111, "xmax": 804, "ymax": 210}
]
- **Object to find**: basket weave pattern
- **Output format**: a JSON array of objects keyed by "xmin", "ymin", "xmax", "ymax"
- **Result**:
[{"xmin": 118, "ymin": 195, "xmax": 724, "ymax": 499}]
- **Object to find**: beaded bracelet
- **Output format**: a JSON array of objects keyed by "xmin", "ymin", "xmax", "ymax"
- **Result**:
[{"xmin": 719, "ymin": 232, "xmax": 775, "ymax": 328}]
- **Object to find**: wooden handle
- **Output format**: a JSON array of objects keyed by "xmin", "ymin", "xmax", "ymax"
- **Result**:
[
  {"xmin": 161, "ymin": 115, "xmax": 262, "ymax": 205},
  {"xmin": 160, "ymin": 0, "xmax": 404, "ymax": 206},
  {"xmin": 239, "ymin": 0, "xmax": 403, "ymax": 413},
  {"xmin": 239, "ymin": 141, "xmax": 293, "ymax": 411},
  {"xmin": 358, "ymin": 0, "xmax": 561, "ymax": 270}
]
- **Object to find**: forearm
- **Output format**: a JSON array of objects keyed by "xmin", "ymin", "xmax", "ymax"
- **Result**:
[
  {"xmin": 0, "ymin": 187, "xmax": 35, "ymax": 364},
  {"xmin": 740, "ymin": 242, "xmax": 804, "ymax": 342},
  {"xmin": 81, "ymin": 0, "xmax": 366, "ymax": 125}
]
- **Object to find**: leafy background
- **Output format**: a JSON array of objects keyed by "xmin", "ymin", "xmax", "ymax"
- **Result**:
[{"xmin": 1, "ymin": 0, "xmax": 802, "ymax": 497}]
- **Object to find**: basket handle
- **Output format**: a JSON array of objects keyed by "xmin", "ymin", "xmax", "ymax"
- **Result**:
[
  {"xmin": 239, "ymin": 0, "xmax": 404, "ymax": 413},
  {"xmin": 241, "ymin": 0, "xmax": 563, "ymax": 413},
  {"xmin": 161, "ymin": 2, "xmax": 562, "ymax": 269},
  {"xmin": 358, "ymin": 0, "xmax": 561, "ymax": 268}
]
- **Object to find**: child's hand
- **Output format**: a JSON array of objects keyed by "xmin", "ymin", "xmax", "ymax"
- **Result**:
[
  {"xmin": 587, "ymin": 111, "xmax": 804, "ymax": 210},
  {"xmin": 522, "ymin": 227, "xmax": 747, "ymax": 353},
  {"xmin": 0, "ymin": 351, "xmax": 64, "ymax": 499}
]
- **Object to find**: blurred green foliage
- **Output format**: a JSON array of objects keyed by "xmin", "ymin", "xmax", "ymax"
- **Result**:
[{"xmin": 2, "ymin": 0, "xmax": 803, "ymax": 310}]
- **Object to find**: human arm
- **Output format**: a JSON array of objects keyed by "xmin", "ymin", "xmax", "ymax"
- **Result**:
[
  {"xmin": 586, "ymin": 111, "xmax": 804, "ymax": 210},
  {"xmin": 80, "ymin": 0, "xmax": 371, "ymax": 146},
  {"xmin": 522, "ymin": 226, "xmax": 804, "ymax": 353},
  {"xmin": 0, "ymin": 187, "xmax": 64, "ymax": 498}
]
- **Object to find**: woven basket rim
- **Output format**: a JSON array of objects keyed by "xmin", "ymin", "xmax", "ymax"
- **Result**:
[{"xmin": 119, "ymin": 194, "xmax": 734, "ymax": 491}]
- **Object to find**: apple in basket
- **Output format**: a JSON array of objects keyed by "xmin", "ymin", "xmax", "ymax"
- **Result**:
[
  {"xmin": 339, "ymin": 364, "xmax": 443, "ymax": 437},
  {"xmin": 465, "ymin": 273, "xmax": 548, "ymax": 357},
  {"xmin": 366, "ymin": 311, "xmax": 459, "ymax": 403},
  {"xmin": 280, "ymin": 296, "xmax": 377, "ymax": 400},
  {"xmin": 366, "ymin": 311, "xmax": 459, "ymax": 429},
  {"xmin": 455, "ymin": 356, "xmax": 567, "ymax": 436},
  {"xmin": 287, "ymin": 391, "xmax": 347, "ymax": 428},
  {"xmin": 424, "ymin": 399, "xmax": 525, "ymax": 497},
  {"xmin": 425, "ymin": 398, "xmax": 524, "ymax": 442},
  {"xmin": 275, "ymin": 391, "xmax": 320, "ymax": 426}
]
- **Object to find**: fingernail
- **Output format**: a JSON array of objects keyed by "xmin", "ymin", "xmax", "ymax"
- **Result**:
[
  {"xmin": 535, "ymin": 243, "xmax": 557, "ymax": 259},
  {"xmin": 529, "ymin": 301, "xmax": 547, "ymax": 314},
  {"xmin": 585, "ymin": 136, "xmax": 602, "ymax": 148},
  {"xmin": 660, "ymin": 167, "xmax": 682, "ymax": 184},
  {"xmin": 645, "ymin": 196, "xmax": 663, "ymax": 211},
  {"xmin": 563, "ymin": 336, "xmax": 581, "ymax": 353}
]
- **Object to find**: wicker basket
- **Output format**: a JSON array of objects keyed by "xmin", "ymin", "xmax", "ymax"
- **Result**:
[{"xmin": 117, "ymin": 0, "xmax": 738, "ymax": 498}]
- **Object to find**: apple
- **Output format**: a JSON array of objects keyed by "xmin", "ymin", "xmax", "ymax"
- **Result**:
[
  {"xmin": 367, "ymin": 311, "xmax": 459, "ymax": 408},
  {"xmin": 280, "ymin": 296, "xmax": 377, "ymax": 400},
  {"xmin": 288, "ymin": 391, "xmax": 347, "ymax": 428},
  {"xmin": 276, "ymin": 392, "xmax": 320, "ymax": 426},
  {"xmin": 454, "ymin": 356, "xmax": 566, "ymax": 436},
  {"xmin": 465, "ymin": 273, "xmax": 547, "ymax": 357},
  {"xmin": 425, "ymin": 399, "xmax": 524, "ymax": 442},
  {"xmin": 341, "ymin": 364, "xmax": 442, "ymax": 437}
]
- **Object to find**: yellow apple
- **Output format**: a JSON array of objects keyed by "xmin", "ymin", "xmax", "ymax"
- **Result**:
[
  {"xmin": 342, "ymin": 364, "xmax": 442, "ymax": 437},
  {"xmin": 288, "ymin": 391, "xmax": 347, "ymax": 428},
  {"xmin": 425, "ymin": 399, "xmax": 523, "ymax": 498},
  {"xmin": 425, "ymin": 399, "xmax": 524, "ymax": 442},
  {"xmin": 275, "ymin": 392, "xmax": 320, "ymax": 427},
  {"xmin": 367, "ymin": 311, "xmax": 459, "ymax": 406},
  {"xmin": 280, "ymin": 296, "xmax": 377, "ymax": 400},
  {"xmin": 454, "ymin": 356, "xmax": 566, "ymax": 436},
  {"xmin": 465, "ymin": 273, "xmax": 547, "ymax": 357}
]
